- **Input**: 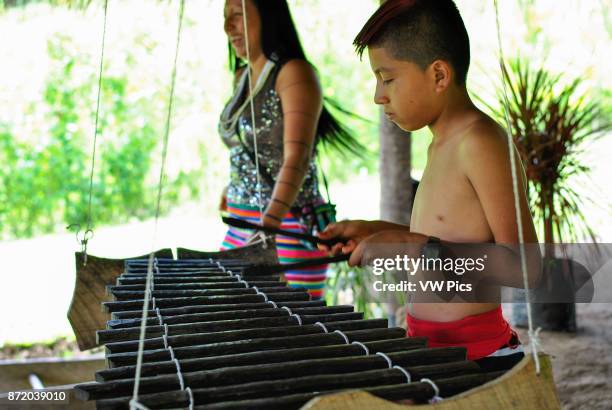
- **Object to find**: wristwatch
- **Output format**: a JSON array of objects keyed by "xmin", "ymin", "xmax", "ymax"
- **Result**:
[{"xmin": 422, "ymin": 236, "xmax": 442, "ymax": 259}]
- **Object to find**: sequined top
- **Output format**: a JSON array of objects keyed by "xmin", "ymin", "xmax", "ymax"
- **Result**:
[{"xmin": 218, "ymin": 61, "xmax": 322, "ymax": 208}]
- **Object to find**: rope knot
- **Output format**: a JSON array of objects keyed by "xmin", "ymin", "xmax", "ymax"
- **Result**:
[
  {"xmin": 528, "ymin": 327, "xmax": 543, "ymax": 374},
  {"xmin": 246, "ymin": 231, "xmax": 272, "ymax": 248},
  {"xmin": 67, "ymin": 224, "xmax": 94, "ymax": 265}
]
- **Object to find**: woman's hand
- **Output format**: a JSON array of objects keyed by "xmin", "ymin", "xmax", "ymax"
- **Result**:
[
  {"xmin": 219, "ymin": 186, "xmax": 228, "ymax": 212},
  {"xmin": 262, "ymin": 213, "xmax": 282, "ymax": 229}
]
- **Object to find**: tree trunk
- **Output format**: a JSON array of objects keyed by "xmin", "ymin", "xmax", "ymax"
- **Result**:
[
  {"xmin": 379, "ymin": 109, "xmax": 412, "ymax": 326},
  {"xmin": 379, "ymin": 110, "xmax": 412, "ymax": 224}
]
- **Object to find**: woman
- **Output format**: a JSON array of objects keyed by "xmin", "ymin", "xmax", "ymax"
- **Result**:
[{"xmin": 218, "ymin": 0, "xmax": 360, "ymax": 300}]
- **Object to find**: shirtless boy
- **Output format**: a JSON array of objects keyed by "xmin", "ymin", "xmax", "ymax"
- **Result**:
[{"xmin": 319, "ymin": 0, "xmax": 541, "ymax": 371}]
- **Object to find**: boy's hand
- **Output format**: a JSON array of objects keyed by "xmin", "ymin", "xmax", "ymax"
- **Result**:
[
  {"xmin": 349, "ymin": 230, "xmax": 428, "ymax": 267},
  {"xmin": 318, "ymin": 220, "xmax": 378, "ymax": 255}
]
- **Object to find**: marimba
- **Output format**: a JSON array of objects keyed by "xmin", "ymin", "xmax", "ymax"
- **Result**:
[
  {"xmin": 65, "ymin": 232, "xmax": 560, "ymax": 410},
  {"xmin": 73, "ymin": 254, "xmax": 519, "ymax": 410}
]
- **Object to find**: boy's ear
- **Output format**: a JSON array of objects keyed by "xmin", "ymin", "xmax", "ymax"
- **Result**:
[{"xmin": 430, "ymin": 60, "xmax": 452, "ymax": 92}]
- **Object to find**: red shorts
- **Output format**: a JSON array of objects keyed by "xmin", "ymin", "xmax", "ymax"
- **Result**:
[{"xmin": 406, "ymin": 307, "xmax": 521, "ymax": 360}]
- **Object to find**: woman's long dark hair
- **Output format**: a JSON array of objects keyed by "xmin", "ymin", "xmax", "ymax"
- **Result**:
[{"xmin": 228, "ymin": 0, "xmax": 364, "ymax": 156}]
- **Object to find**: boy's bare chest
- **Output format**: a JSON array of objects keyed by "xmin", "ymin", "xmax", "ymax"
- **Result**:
[{"xmin": 410, "ymin": 149, "xmax": 492, "ymax": 242}]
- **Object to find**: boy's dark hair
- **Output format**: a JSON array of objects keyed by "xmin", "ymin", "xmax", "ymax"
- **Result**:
[{"xmin": 353, "ymin": 0, "xmax": 470, "ymax": 84}]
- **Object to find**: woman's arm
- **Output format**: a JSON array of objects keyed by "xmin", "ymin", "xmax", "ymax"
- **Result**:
[{"xmin": 261, "ymin": 60, "xmax": 322, "ymax": 228}]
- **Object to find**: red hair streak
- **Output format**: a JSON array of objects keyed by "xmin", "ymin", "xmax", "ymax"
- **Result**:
[{"xmin": 353, "ymin": 0, "xmax": 417, "ymax": 58}]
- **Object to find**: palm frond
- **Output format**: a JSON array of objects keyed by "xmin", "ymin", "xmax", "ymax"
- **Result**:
[{"xmin": 483, "ymin": 58, "xmax": 611, "ymax": 243}]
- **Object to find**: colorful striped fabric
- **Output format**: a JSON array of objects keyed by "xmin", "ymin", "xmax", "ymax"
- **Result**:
[{"xmin": 221, "ymin": 202, "xmax": 329, "ymax": 300}]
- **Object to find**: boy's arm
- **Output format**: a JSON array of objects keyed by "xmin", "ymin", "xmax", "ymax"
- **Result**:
[
  {"xmin": 346, "ymin": 124, "xmax": 542, "ymax": 287},
  {"xmin": 458, "ymin": 122, "xmax": 542, "ymax": 287}
]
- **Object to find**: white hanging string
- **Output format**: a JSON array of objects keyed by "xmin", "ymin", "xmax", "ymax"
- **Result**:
[
  {"xmin": 67, "ymin": 0, "xmax": 109, "ymax": 265},
  {"xmin": 129, "ymin": 254, "xmax": 155, "ymax": 410},
  {"xmin": 493, "ymin": 0, "xmax": 541, "ymax": 374},
  {"xmin": 240, "ymin": 0, "xmax": 265, "ymax": 222},
  {"xmin": 130, "ymin": 1, "xmax": 186, "ymax": 409},
  {"xmin": 85, "ymin": 0, "xmax": 109, "ymax": 244}
]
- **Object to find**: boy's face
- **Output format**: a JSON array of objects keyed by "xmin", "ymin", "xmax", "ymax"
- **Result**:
[{"xmin": 368, "ymin": 47, "xmax": 441, "ymax": 131}]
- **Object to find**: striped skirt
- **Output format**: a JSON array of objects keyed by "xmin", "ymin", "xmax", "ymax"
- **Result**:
[{"xmin": 221, "ymin": 202, "xmax": 328, "ymax": 300}]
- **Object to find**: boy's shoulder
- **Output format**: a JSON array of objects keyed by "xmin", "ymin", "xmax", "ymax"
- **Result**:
[{"xmin": 457, "ymin": 113, "xmax": 509, "ymax": 165}]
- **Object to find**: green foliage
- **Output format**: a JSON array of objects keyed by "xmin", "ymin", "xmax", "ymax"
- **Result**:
[
  {"xmin": 0, "ymin": 35, "xmax": 94, "ymax": 236},
  {"xmin": 479, "ymin": 58, "xmax": 611, "ymax": 243},
  {"xmin": 1, "ymin": 0, "xmax": 112, "ymax": 11},
  {"xmin": 0, "ymin": 33, "xmax": 201, "ymax": 239},
  {"xmin": 0, "ymin": 124, "xmax": 55, "ymax": 236},
  {"xmin": 289, "ymin": 1, "xmax": 380, "ymax": 183},
  {"xmin": 42, "ymin": 35, "xmax": 90, "ymax": 229},
  {"xmin": 0, "ymin": 336, "xmax": 103, "ymax": 359},
  {"xmin": 326, "ymin": 262, "xmax": 383, "ymax": 319}
]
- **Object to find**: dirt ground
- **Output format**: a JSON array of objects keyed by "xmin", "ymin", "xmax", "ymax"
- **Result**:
[{"xmin": 514, "ymin": 303, "xmax": 612, "ymax": 410}]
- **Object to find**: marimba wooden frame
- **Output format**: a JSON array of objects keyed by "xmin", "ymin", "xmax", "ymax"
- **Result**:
[{"xmin": 64, "ymin": 251, "xmax": 561, "ymax": 409}]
